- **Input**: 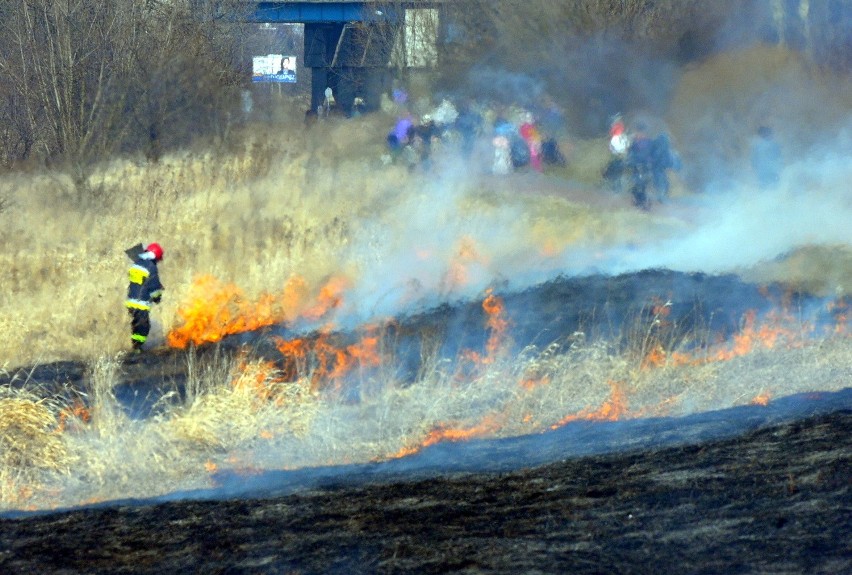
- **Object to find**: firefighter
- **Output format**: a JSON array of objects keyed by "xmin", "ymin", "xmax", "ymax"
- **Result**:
[{"xmin": 125, "ymin": 242, "xmax": 164, "ymax": 351}]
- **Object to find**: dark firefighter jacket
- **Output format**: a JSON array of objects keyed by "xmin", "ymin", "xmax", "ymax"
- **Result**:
[{"xmin": 126, "ymin": 254, "xmax": 164, "ymax": 311}]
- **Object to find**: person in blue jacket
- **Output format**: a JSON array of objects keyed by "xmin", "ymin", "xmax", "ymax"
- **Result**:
[{"xmin": 125, "ymin": 242, "xmax": 165, "ymax": 351}]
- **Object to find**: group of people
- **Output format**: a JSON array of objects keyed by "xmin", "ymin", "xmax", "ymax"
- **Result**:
[
  {"xmin": 383, "ymin": 96, "xmax": 566, "ymax": 176},
  {"xmin": 603, "ymin": 114, "xmax": 681, "ymax": 210},
  {"xmin": 384, "ymin": 97, "xmax": 484, "ymax": 172},
  {"xmin": 490, "ymin": 108, "xmax": 566, "ymax": 175},
  {"xmin": 122, "ymin": 99, "xmax": 788, "ymax": 354},
  {"xmin": 603, "ymin": 114, "xmax": 785, "ymax": 210}
]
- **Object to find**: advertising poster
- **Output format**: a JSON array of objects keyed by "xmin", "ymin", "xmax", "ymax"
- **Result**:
[{"xmin": 252, "ymin": 54, "xmax": 297, "ymax": 83}]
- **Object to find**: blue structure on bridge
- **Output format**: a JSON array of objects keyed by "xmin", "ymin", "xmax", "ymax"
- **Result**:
[
  {"xmin": 237, "ymin": 1, "xmax": 431, "ymax": 115},
  {"xmin": 247, "ymin": 2, "xmax": 402, "ymax": 24}
]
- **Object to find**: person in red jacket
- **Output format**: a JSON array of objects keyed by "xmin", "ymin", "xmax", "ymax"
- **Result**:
[
  {"xmin": 520, "ymin": 115, "xmax": 543, "ymax": 172},
  {"xmin": 125, "ymin": 242, "xmax": 165, "ymax": 352}
]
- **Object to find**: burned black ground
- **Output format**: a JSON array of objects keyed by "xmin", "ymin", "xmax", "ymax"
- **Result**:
[
  {"xmin": 2, "ymin": 270, "xmax": 835, "ymax": 419},
  {"xmin": 1, "ymin": 406, "xmax": 849, "ymax": 574},
  {"xmin": 1, "ymin": 269, "xmax": 848, "ymax": 573}
]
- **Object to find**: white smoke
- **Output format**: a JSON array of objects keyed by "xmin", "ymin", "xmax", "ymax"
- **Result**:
[
  {"xmin": 595, "ymin": 129, "xmax": 852, "ymax": 276},
  {"xmin": 332, "ymin": 152, "xmax": 523, "ymax": 325},
  {"xmin": 330, "ymin": 117, "xmax": 850, "ymax": 332}
]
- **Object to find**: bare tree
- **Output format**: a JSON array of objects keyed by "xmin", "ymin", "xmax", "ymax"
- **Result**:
[
  {"xmin": 126, "ymin": 1, "xmax": 249, "ymax": 161},
  {"xmin": 0, "ymin": 1, "xmax": 144, "ymax": 188},
  {"xmin": 0, "ymin": 0, "xmax": 249, "ymax": 188}
]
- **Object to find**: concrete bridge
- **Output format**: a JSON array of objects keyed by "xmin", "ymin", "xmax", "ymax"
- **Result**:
[{"xmin": 232, "ymin": 1, "xmax": 446, "ymax": 114}]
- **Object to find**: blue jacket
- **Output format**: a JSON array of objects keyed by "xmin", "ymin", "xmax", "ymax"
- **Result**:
[{"xmin": 126, "ymin": 254, "xmax": 164, "ymax": 311}]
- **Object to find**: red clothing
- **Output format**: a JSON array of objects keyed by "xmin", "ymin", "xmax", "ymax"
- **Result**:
[
  {"xmin": 520, "ymin": 123, "xmax": 538, "ymax": 142},
  {"xmin": 520, "ymin": 123, "xmax": 543, "ymax": 172}
]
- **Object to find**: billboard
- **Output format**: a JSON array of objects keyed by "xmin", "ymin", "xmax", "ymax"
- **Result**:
[{"xmin": 252, "ymin": 54, "xmax": 297, "ymax": 83}]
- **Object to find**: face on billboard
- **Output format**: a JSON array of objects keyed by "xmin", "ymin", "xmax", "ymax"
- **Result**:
[{"xmin": 252, "ymin": 54, "xmax": 297, "ymax": 83}]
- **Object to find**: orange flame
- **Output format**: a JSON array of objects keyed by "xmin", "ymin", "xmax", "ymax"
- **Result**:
[
  {"xmin": 459, "ymin": 290, "xmax": 511, "ymax": 372},
  {"xmin": 167, "ymin": 274, "xmax": 348, "ymax": 348},
  {"xmin": 276, "ymin": 337, "xmax": 309, "ymax": 380},
  {"xmin": 274, "ymin": 327, "xmax": 384, "ymax": 389},
  {"xmin": 57, "ymin": 400, "xmax": 91, "ymax": 433},
  {"xmin": 642, "ymin": 304, "xmax": 814, "ymax": 369},
  {"xmin": 389, "ymin": 414, "xmax": 504, "ymax": 459},
  {"xmin": 483, "ymin": 289, "xmax": 510, "ymax": 359},
  {"xmin": 551, "ymin": 380, "xmax": 628, "ymax": 429},
  {"xmin": 423, "ymin": 415, "xmax": 503, "ymax": 445},
  {"xmin": 381, "ymin": 293, "xmax": 836, "ymax": 463},
  {"xmin": 827, "ymin": 296, "xmax": 848, "ymax": 335},
  {"xmin": 641, "ymin": 345, "xmax": 668, "ymax": 370},
  {"xmin": 709, "ymin": 309, "xmax": 810, "ymax": 362},
  {"xmin": 518, "ymin": 374, "xmax": 550, "ymax": 391},
  {"xmin": 300, "ymin": 275, "xmax": 350, "ymax": 321},
  {"xmin": 441, "ymin": 236, "xmax": 488, "ymax": 291}
]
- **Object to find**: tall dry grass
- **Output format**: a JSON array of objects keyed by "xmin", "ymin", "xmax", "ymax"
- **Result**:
[
  {"xmin": 2, "ymin": 317, "xmax": 849, "ymax": 511},
  {"xmin": 0, "ymin": 45, "xmax": 850, "ymax": 511},
  {"xmin": 0, "ymin": 97, "xmax": 659, "ymax": 367},
  {"xmin": 0, "ymin": 387, "xmax": 72, "ymax": 505},
  {"xmin": 0, "ymin": 103, "xmax": 406, "ymax": 366}
]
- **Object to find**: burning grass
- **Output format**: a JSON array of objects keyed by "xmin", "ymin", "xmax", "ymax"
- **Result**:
[
  {"xmin": 167, "ymin": 351, "xmax": 319, "ymax": 450},
  {"xmin": 0, "ymin": 86, "xmax": 847, "ymax": 369},
  {"xmin": 0, "ymin": 112, "xmax": 397, "ymax": 367},
  {"xmin": 1, "ymin": 310, "xmax": 850, "ymax": 511},
  {"xmin": 0, "ymin": 46, "xmax": 849, "ymax": 511}
]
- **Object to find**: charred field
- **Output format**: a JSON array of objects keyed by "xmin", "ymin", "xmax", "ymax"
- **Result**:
[
  {"xmin": 1, "ymin": 268, "xmax": 850, "ymax": 574},
  {"xmin": 0, "ymin": 13, "xmax": 850, "ymax": 571},
  {"xmin": 0, "ymin": 395, "xmax": 849, "ymax": 574},
  {"xmin": 5, "ymin": 267, "xmax": 843, "ymax": 413}
]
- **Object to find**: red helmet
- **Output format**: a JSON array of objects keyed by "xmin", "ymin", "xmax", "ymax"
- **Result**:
[{"xmin": 146, "ymin": 242, "xmax": 164, "ymax": 261}]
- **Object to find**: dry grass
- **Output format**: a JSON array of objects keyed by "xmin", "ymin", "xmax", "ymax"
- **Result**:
[
  {"xmin": 0, "ymin": 318, "xmax": 849, "ymax": 511},
  {"xmin": 0, "ymin": 45, "xmax": 849, "ymax": 511},
  {"xmin": 1, "ymin": 46, "xmax": 846, "ymax": 366},
  {"xmin": 0, "ymin": 109, "xmax": 398, "ymax": 365},
  {"xmin": 0, "ymin": 388, "xmax": 71, "ymax": 506},
  {"xmin": 167, "ymin": 351, "xmax": 319, "ymax": 450},
  {"xmin": 0, "ymin": 393, "xmax": 68, "ymax": 471}
]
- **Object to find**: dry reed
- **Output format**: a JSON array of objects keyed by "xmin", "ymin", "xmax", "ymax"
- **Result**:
[{"xmin": 0, "ymin": 45, "xmax": 849, "ymax": 510}]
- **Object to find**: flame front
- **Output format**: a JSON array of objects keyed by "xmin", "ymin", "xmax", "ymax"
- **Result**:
[
  {"xmin": 274, "ymin": 327, "xmax": 383, "ymax": 391},
  {"xmin": 8, "ymin": 280, "xmax": 848, "ymax": 512},
  {"xmin": 642, "ymin": 305, "xmax": 814, "ymax": 369},
  {"xmin": 551, "ymin": 380, "xmax": 629, "ymax": 429},
  {"xmin": 167, "ymin": 274, "xmax": 348, "ymax": 348}
]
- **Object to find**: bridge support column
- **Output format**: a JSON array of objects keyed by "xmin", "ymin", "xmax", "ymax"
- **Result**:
[
  {"xmin": 310, "ymin": 67, "xmax": 329, "ymax": 113},
  {"xmin": 304, "ymin": 19, "xmax": 398, "ymax": 116}
]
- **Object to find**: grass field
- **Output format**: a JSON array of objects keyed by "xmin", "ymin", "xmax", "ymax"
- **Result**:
[{"xmin": 0, "ymin": 45, "xmax": 849, "ymax": 511}]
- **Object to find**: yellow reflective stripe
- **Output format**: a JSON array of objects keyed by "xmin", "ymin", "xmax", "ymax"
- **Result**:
[
  {"xmin": 126, "ymin": 300, "xmax": 152, "ymax": 310},
  {"xmin": 128, "ymin": 264, "xmax": 150, "ymax": 284},
  {"xmin": 150, "ymin": 289, "xmax": 163, "ymax": 299},
  {"xmin": 131, "ymin": 334, "xmax": 147, "ymax": 343}
]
